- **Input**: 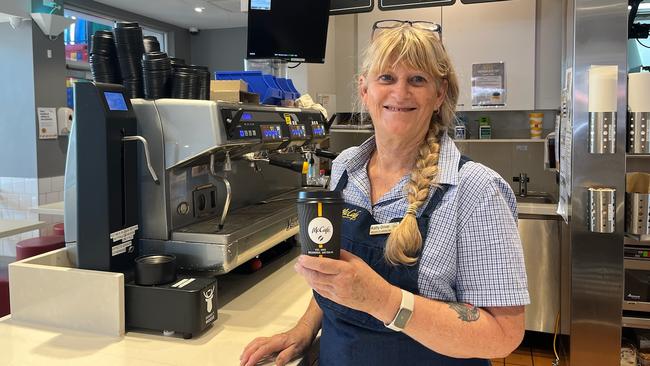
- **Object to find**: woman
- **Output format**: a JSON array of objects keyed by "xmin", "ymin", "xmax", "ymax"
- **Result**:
[{"xmin": 240, "ymin": 20, "xmax": 529, "ymax": 366}]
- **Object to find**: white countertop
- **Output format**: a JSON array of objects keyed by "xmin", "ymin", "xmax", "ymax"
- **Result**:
[
  {"xmin": 30, "ymin": 201, "xmax": 64, "ymax": 216},
  {"xmin": 0, "ymin": 249, "xmax": 313, "ymax": 366},
  {"xmin": 0, "ymin": 219, "xmax": 46, "ymax": 239}
]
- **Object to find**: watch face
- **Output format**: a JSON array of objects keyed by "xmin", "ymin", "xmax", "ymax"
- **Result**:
[{"xmin": 394, "ymin": 308, "xmax": 413, "ymax": 329}]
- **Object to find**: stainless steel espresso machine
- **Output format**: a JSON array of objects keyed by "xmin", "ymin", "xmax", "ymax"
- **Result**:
[{"xmin": 131, "ymin": 98, "xmax": 328, "ymax": 273}]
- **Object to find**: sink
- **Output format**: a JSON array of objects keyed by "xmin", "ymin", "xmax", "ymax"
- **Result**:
[{"xmin": 516, "ymin": 193, "xmax": 555, "ymax": 204}]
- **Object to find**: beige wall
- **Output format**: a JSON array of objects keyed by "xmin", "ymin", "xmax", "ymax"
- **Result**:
[
  {"xmin": 288, "ymin": 15, "xmax": 358, "ymax": 115},
  {"xmin": 300, "ymin": 0, "xmax": 563, "ymax": 115}
]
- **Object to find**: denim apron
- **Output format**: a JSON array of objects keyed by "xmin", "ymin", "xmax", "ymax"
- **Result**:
[{"xmin": 314, "ymin": 156, "xmax": 489, "ymax": 365}]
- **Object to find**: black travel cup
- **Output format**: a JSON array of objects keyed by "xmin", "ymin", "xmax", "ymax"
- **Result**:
[{"xmin": 296, "ymin": 191, "xmax": 343, "ymax": 259}]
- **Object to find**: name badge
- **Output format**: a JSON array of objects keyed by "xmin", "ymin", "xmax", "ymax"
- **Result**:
[{"xmin": 369, "ymin": 222, "xmax": 400, "ymax": 235}]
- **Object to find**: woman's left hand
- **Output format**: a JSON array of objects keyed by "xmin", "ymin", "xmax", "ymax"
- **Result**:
[{"xmin": 294, "ymin": 250, "xmax": 399, "ymax": 320}]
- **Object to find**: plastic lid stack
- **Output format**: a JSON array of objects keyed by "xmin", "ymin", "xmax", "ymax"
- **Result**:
[
  {"xmin": 113, "ymin": 22, "xmax": 145, "ymax": 99},
  {"xmin": 89, "ymin": 30, "xmax": 121, "ymax": 84}
]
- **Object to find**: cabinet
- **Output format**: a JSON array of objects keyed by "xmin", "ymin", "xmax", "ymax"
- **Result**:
[
  {"xmin": 518, "ymin": 215, "xmax": 562, "ymax": 334},
  {"xmin": 443, "ymin": 0, "xmax": 536, "ymax": 111}
]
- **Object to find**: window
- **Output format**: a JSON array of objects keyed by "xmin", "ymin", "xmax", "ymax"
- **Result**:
[
  {"xmin": 63, "ymin": 9, "xmax": 168, "ymax": 60},
  {"xmin": 62, "ymin": 8, "xmax": 168, "ymax": 107}
]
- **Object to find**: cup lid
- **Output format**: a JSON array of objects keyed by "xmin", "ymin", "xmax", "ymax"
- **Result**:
[{"xmin": 297, "ymin": 190, "xmax": 343, "ymax": 202}]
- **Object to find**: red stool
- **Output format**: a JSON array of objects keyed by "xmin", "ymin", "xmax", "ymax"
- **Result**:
[
  {"xmin": 0, "ymin": 267, "xmax": 9, "ymax": 317},
  {"xmin": 53, "ymin": 223, "xmax": 65, "ymax": 236},
  {"xmin": 16, "ymin": 236, "xmax": 65, "ymax": 261}
]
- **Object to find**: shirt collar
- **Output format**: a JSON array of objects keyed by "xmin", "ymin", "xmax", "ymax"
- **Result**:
[{"xmin": 342, "ymin": 132, "xmax": 462, "ymax": 186}]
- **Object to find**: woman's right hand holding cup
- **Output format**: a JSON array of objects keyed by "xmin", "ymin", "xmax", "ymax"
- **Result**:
[{"xmin": 240, "ymin": 321, "xmax": 316, "ymax": 366}]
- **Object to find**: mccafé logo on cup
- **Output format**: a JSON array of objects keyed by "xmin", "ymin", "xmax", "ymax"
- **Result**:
[
  {"xmin": 308, "ymin": 217, "xmax": 334, "ymax": 244},
  {"xmin": 297, "ymin": 190, "xmax": 343, "ymax": 259}
]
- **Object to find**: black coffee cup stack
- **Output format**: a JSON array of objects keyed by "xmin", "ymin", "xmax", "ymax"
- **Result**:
[
  {"xmin": 169, "ymin": 58, "xmax": 186, "ymax": 67},
  {"xmin": 142, "ymin": 51, "xmax": 172, "ymax": 99},
  {"xmin": 171, "ymin": 64, "xmax": 199, "ymax": 99},
  {"xmin": 296, "ymin": 191, "xmax": 343, "ymax": 259},
  {"xmin": 89, "ymin": 30, "xmax": 121, "ymax": 84},
  {"xmin": 143, "ymin": 35, "xmax": 161, "ymax": 53},
  {"xmin": 113, "ymin": 22, "xmax": 145, "ymax": 99},
  {"xmin": 190, "ymin": 65, "xmax": 211, "ymax": 100}
]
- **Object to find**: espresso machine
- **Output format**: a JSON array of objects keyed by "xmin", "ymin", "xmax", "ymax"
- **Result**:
[
  {"xmin": 130, "ymin": 99, "xmax": 328, "ymax": 273},
  {"xmin": 64, "ymin": 82, "xmax": 218, "ymax": 339}
]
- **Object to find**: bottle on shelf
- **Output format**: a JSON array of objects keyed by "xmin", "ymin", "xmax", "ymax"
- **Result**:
[{"xmin": 478, "ymin": 116, "xmax": 492, "ymax": 140}]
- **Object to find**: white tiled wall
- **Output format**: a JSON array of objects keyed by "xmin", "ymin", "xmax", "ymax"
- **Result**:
[
  {"xmin": 38, "ymin": 176, "xmax": 65, "ymax": 237},
  {"xmin": 0, "ymin": 177, "xmax": 40, "ymax": 257},
  {"xmin": 0, "ymin": 176, "xmax": 65, "ymax": 257}
]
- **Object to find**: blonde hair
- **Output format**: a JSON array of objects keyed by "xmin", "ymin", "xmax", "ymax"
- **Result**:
[{"xmin": 358, "ymin": 24, "xmax": 459, "ymax": 265}]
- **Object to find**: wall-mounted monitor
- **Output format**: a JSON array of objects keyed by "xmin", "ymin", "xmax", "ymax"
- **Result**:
[{"xmin": 247, "ymin": 0, "xmax": 331, "ymax": 63}]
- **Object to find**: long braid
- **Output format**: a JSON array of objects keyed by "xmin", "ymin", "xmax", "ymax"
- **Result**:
[{"xmin": 385, "ymin": 126, "xmax": 442, "ymax": 265}]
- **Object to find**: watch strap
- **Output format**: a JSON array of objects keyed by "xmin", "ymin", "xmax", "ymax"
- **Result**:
[{"xmin": 385, "ymin": 289, "xmax": 414, "ymax": 332}]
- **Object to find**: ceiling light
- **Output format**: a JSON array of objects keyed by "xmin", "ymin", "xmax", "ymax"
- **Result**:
[{"xmin": 194, "ymin": 7, "xmax": 205, "ymax": 13}]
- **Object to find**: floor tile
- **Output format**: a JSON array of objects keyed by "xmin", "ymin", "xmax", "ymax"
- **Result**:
[
  {"xmin": 532, "ymin": 347, "xmax": 556, "ymax": 357},
  {"xmin": 504, "ymin": 350, "xmax": 533, "ymax": 366},
  {"xmin": 533, "ymin": 355, "xmax": 556, "ymax": 366}
]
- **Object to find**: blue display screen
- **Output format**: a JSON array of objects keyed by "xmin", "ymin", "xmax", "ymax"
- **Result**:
[
  {"xmin": 242, "ymin": 112, "xmax": 253, "ymax": 121},
  {"xmin": 104, "ymin": 92, "xmax": 128, "ymax": 111},
  {"xmin": 251, "ymin": 0, "xmax": 271, "ymax": 10}
]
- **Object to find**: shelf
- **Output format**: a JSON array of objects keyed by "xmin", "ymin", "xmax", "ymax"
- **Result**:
[
  {"xmin": 66, "ymin": 60, "xmax": 90, "ymax": 71},
  {"xmin": 454, "ymin": 139, "xmax": 546, "ymax": 143},
  {"xmin": 623, "ymin": 315, "xmax": 650, "ymax": 329},
  {"xmin": 627, "ymin": 154, "xmax": 650, "ymax": 158},
  {"xmin": 623, "ymin": 301, "xmax": 650, "ymax": 312},
  {"xmin": 626, "ymin": 234, "xmax": 650, "ymax": 246},
  {"xmin": 624, "ymin": 258, "xmax": 650, "ymax": 270}
]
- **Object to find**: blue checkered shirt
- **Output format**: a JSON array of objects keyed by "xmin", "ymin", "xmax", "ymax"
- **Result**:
[{"xmin": 330, "ymin": 134, "xmax": 530, "ymax": 307}]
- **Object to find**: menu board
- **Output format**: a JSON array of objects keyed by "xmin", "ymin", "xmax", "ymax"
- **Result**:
[
  {"xmin": 378, "ymin": 0, "xmax": 454, "ymax": 10},
  {"xmin": 330, "ymin": 0, "xmax": 373, "ymax": 14}
]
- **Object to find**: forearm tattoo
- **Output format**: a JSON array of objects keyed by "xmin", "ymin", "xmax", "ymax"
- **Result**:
[{"xmin": 447, "ymin": 302, "xmax": 480, "ymax": 322}]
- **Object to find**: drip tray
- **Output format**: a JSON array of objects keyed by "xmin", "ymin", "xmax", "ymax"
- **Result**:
[
  {"xmin": 153, "ymin": 191, "xmax": 301, "ymax": 273},
  {"xmin": 172, "ymin": 190, "xmax": 299, "ymax": 245}
]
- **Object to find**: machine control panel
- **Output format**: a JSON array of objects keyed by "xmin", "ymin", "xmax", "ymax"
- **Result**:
[
  {"xmin": 311, "ymin": 123, "xmax": 326, "ymax": 137},
  {"xmin": 289, "ymin": 125, "xmax": 307, "ymax": 139},
  {"xmin": 218, "ymin": 103, "xmax": 327, "ymax": 147},
  {"xmin": 260, "ymin": 124, "xmax": 284, "ymax": 141}
]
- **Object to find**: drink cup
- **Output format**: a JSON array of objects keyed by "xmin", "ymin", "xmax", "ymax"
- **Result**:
[
  {"xmin": 296, "ymin": 190, "xmax": 343, "ymax": 259},
  {"xmin": 529, "ymin": 112, "xmax": 544, "ymax": 139}
]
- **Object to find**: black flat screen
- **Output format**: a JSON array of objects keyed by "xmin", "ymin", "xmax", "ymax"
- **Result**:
[{"xmin": 247, "ymin": 0, "xmax": 331, "ymax": 63}]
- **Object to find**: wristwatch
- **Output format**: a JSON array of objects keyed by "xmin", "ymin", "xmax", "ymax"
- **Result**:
[{"xmin": 385, "ymin": 289, "xmax": 414, "ymax": 332}]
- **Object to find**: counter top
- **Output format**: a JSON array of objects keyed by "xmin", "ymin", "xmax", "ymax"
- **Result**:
[
  {"xmin": 0, "ymin": 248, "xmax": 313, "ymax": 366},
  {"xmin": 0, "ymin": 219, "xmax": 46, "ymax": 239},
  {"xmin": 30, "ymin": 201, "xmax": 64, "ymax": 216}
]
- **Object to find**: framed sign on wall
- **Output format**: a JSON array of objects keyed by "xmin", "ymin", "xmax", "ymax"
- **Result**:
[
  {"xmin": 331, "ymin": 0, "xmax": 374, "ymax": 14},
  {"xmin": 378, "ymin": 0, "xmax": 454, "ymax": 11},
  {"xmin": 461, "ymin": 0, "xmax": 510, "ymax": 3}
]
